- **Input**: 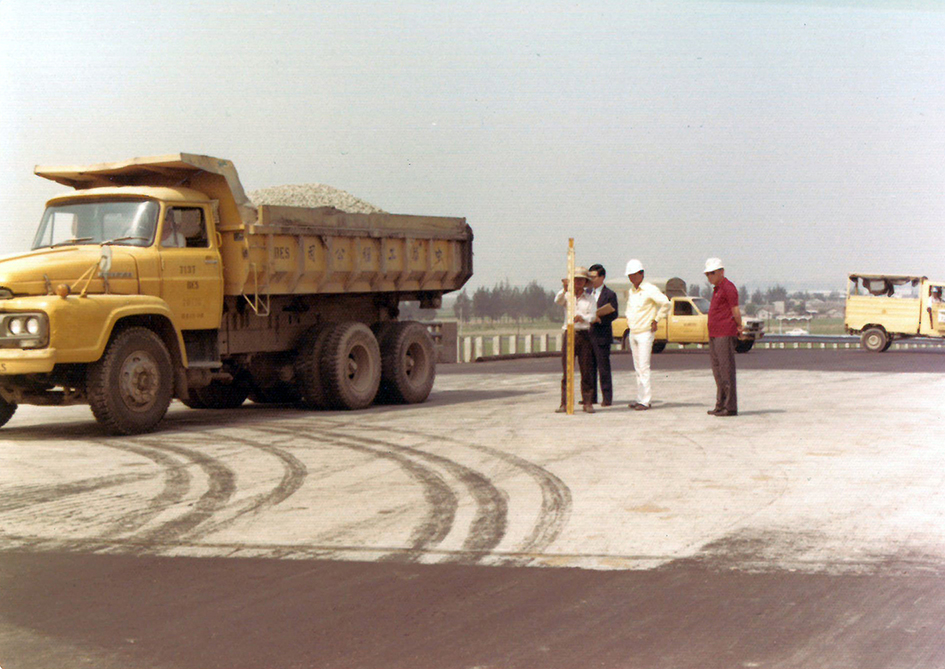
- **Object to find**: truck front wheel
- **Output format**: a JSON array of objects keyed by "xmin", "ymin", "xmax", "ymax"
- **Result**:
[
  {"xmin": 88, "ymin": 327, "xmax": 174, "ymax": 434},
  {"xmin": 651, "ymin": 340, "xmax": 667, "ymax": 354},
  {"xmin": 0, "ymin": 396, "xmax": 17, "ymax": 428},
  {"xmin": 320, "ymin": 322, "xmax": 381, "ymax": 410},
  {"xmin": 861, "ymin": 327, "xmax": 889, "ymax": 353},
  {"xmin": 378, "ymin": 321, "xmax": 436, "ymax": 404}
]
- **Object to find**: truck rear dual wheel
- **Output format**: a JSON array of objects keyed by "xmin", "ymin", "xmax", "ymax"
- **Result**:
[
  {"xmin": 88, "ymin": 327, "xmax": 173, "ymax": 435},
  {"xmin": 295, "ymin": 324, "xmax": 335, "ymax": 409},
  {"xmin": 0, "ymin": 397, "xmax": 16, "ymax": 429},
  {"xmin": 377, "ymin": 321, "xmax": 436, "ymax": 404}
]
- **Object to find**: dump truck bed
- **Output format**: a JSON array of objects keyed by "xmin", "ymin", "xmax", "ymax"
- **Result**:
[{"xmin": 221, "ymin": 204, "xmax": 473, "ymax": 297}]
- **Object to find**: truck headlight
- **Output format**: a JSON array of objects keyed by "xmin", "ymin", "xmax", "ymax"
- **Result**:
[{"xmin": 0, "ymin": 312, "xmax": 49, "ymax": 348}]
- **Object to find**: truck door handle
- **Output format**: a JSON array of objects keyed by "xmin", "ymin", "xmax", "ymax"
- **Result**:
[{"xmin": 205, "ymin": 257, "xmax": 219, "ymax": 265}]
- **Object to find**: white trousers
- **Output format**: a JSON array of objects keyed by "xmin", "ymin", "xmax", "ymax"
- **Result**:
[{"xmin": 629, "ymin": 330, "xmax": 655, "ymax": 406}]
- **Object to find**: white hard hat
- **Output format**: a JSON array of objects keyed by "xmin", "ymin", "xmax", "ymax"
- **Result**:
[
  {"xmin": 625, "ymin": 259, "xmax": 644, "ymax": 275},
  {"xmin": 704, "ymin": 257, "xmax": 724, "ymax": 273}
]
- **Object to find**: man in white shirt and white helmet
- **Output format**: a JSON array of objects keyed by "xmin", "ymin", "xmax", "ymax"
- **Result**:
[{"xmin": 623, "ymin": 259, "xmax": 670, "ymax": 411}]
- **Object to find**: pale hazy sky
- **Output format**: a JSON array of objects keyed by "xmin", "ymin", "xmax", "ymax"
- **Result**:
[{"xmin": 2, "ymin": 0, "xmax": 943, "ymax": 292}]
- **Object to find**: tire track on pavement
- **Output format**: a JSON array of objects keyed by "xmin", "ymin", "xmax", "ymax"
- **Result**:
[
  {"xmin": 276, "ymin": 420, "xmax": 509, "ymax": 563},
  {"xmin": 258, "ymin": 424, "xmax": 458, "ymax": 563}
]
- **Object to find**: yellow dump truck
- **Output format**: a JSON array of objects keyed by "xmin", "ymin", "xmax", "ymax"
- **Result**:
[
  {"xmin": 611, "ymin": 277, "xmax": 764, "ymax": 354},
  {"xmin": 845, "ymin": 273, "xmax": 945, "ymax": 351},
  {"xmin": 0, "ymin": 154, "xmax": 473, "ymax": 433}
]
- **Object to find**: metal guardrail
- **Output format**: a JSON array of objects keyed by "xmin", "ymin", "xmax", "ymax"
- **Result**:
[{"xmin": 446, "ymin": 331, "xmax": 945, "ymax": 363}]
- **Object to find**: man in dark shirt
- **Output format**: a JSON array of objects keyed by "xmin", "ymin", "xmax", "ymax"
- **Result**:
[
  {"xmin": 587, "ymin": 264, "xmax": 619, "ymax": 406},
  {"xmin": 704, "ymin": 258, "xmax": 742, "ymax": 416}
]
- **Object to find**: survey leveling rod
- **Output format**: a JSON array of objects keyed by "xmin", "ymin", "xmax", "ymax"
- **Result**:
[{"xmin": 566, "ymin": 239, "xmax": 575, "ymax": 415}]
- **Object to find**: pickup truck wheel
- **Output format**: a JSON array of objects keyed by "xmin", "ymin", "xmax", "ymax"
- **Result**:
[
  {"xmin": 378, "ymin": 321, "xmax": 436, "ymax": 404},
  {"xmin": 320, "ymin": 322, "xmax": 381, "ymax": 410},
  {"xmin": 0, "ymin": 397, "xmax": 17, "ymax": 428},
  {"xmin": 179, "ymin": 393, "xmax": 208, "ymax": 409},
  {"xmin": 861, "ymin": 327, "xmax": 888, "ymax": 353},
  {"xmin": 192, "ymin": 380, "xmax": 249, "ymax": 409},
  {"xmin": 88, "ymin": 327, "xmax": 173, "ymax": 435},
  {"xmin": 651, "ymin": 340, "xmax": 667, "ymax": 354},
  {"xmin": 735, "ymin": 340, "xmax": 754, "ymax": 353},
  {"xmin": 295, "ymin": 324, "xmax": 334, "ymax": 408}
]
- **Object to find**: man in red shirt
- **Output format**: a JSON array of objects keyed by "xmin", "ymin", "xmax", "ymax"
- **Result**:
[{"xmin": 704, "ymin": 258, "xmax": 742, "ymax": 416}]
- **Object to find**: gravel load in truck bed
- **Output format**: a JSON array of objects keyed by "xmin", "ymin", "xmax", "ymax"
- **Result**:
[{"xmin": 248, "ymin": 184, "xmax": 386, "ymax": 214}]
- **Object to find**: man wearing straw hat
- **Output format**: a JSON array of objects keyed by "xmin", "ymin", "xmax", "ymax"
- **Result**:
[{"xmin": 554, "ymin": 266, "xmax": 598, "ymax": 413}]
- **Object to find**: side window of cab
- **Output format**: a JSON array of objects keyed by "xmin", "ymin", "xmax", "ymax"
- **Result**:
[
  {"xmin": 162, "ymin": 207, "xmax": 209, "ymax": 248},
  {"xmin": 674, "ymin": 300, "xmax": 694, "ymax": 316}
]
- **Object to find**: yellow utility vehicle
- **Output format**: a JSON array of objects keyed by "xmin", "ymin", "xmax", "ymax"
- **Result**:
[
  {"xmin": 0, "ymin": 154, "xmax": 472, "ymax": 433},
  {"xmin": 611, "ymin": 277, "xmax": 764, "ymax": 354},
  {"xmin": 845, "ymin": 273, "xmax": 945, "ymax": 352}
]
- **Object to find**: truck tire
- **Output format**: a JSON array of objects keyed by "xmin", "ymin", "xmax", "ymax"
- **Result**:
[
  {"xmin": 88, "ymin": 327, "xmax": 173, "ymax": 435},
  {"xmin": 378, "ymin": 321, "xmax": 436, "ymax": 404},
  {"xmin": 735, "ymin": 340, "xmax": 754, "ymax": 353},
  {"xmin": 0, "ymin": 397, "xmax": 17, "ymax": 428},
  {"xmin": 179, "ymin": 393, "xmax": 208, "ymax": 410},
  {"xmin": 192, "ymin": 380, "xmax": 249, "ymax": 409},
  {"xmin": 295, "ymin": 324, "xmax": 334, "ymax": 408},
  {"xmin": 861, "ymin": 327, "xmax": 888, "ymax": 353},
  {"xmin": 620, "ymin": 332, "xmax": 629, "ymax": 351},
  {"xmin": 320, "ymin": 322, "xmax": 381, "ymax": 410},
  {"xmin": 651, "ymin": 340, "xmax": 667, "ymax": 354}
]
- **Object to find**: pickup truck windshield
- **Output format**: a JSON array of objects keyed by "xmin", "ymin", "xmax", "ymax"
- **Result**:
[{"xmin": 32, "ymin": 199, "xmax": 159, "ymax": 250}]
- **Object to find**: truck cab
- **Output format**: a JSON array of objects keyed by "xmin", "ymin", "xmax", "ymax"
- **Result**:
[{"xmin": 610, "ymin": 277, "xmax": 763, "ymax": 353}]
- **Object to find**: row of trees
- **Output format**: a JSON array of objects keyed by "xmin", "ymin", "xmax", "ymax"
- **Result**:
[
  {"xmin": 453, "ymin": 281, "xmax": 560, "ymax": 323},
  {"xmin": 444, "ymin": 281, "xmax": 829, "ymax": 324}
]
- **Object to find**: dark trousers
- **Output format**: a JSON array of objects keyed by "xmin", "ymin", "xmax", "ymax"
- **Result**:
[
  {"xmin": 588, "ymin": 338, "xmax": 613, "ymax": 404},
  {"xmin": 709, "ymin": 336, "xmax": 737, "ymax": 412},
  {"xmin": 561, "ymin": 330, "xmax": 594, "ymax": 406}
]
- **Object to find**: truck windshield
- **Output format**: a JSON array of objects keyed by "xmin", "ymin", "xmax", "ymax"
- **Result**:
[{"xmin": 32, "ymin": 199, "xmax": 159, "ymax": 250}]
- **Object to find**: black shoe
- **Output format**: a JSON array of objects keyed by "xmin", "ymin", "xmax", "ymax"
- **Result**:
[
  {"xmin": 715, "ymin": 409, "xmax": 737, "ymax": 417},
  {"xmin": 601, "ymin": 400, "xmax": 612, "ymax": 407},
  {"xmin": 707, "ymin": 408, "xmax": 722, "ymax": 415},
  {"xmin": 628, "ymin": 401, "xmax": 641, "ymax": 409}
]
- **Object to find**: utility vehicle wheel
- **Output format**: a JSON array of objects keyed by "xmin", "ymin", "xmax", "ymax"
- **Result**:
[
  {"xmin": 861, "ymin": 327, "xmax": 888, "ymax": 353},
  {"xmin": 881, "ymin": 339, "xmax": 893, "ymax": 352},
  {"xmin": 0, "ymin": 396, "xmax": 17, "ymax": 428},
  {"xmin": 192, "ymin": 380, "xmax": 249, "ymax": 409},
  {"xmin": 735, "ymin": 339, "xmax": 754, "ymax": 353},
  {"xmin": 651, "ymin": 340, "xmax": 667, "ymax": 354},
  {"xmin": 294, "ymin": 324, "xmax": 334, "ymax": 408},
  {"xmin": 88, "ymin": 327, "xmax": 173, "ymax": 435},
  {"xmin": 320, "ymin": 322, "xmax": 381, "ymax": 410},
  {"xmin": 378, "ymin": 321, "xmax": 436, "ymax": 404}
]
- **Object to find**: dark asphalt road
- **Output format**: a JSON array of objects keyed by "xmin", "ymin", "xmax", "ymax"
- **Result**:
[
  {"xmin": 2, "ymin": 552, "xmax": 943, "ymax": 669},
  {"xmin": 440, "ymin": 346, "xmax": 945, "ymax": 375},
  {"xmin": 1, "ymin": 348, "xmax": 943, "ymax": 669}
]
